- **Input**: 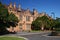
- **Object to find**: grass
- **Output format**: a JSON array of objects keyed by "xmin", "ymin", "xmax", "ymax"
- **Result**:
[
  {"xmin": 0, "ymin": 37, "xmax": 25, "ymax": 40},
  {"xmin": 31, "ymin": 30, "xmax": 51, "ymax": 32}
]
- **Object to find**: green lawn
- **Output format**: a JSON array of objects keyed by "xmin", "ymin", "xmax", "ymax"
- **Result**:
[
  {"xmin": 0, "ymin": 37, "xmax": 25, "ymax": 40},
  {"xmin": 31, "ymin": 30, "xmax": 51, "ymax": 32}
]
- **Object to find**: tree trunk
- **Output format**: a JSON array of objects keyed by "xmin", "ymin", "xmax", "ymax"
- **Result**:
[{"xmin": 41, "ymin": 25, "xmax": 44, "ymax": 31}]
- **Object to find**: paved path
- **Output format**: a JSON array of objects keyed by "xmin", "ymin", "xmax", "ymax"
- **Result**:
[
  {"xmin": 18, "ymin": 31, "xmax": 60, "ymax": 40},
  {"xmin": 1, "ymin": 31, "xmax": 60, "ymax": 40},
  {"xmin": 20, "ymin": 33, "xmax": 60, "ymax": 40}
]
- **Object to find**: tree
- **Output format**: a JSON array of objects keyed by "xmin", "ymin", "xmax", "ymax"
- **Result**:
[
  {"xmin": 54, "ymin": 17, "xmax": 60, "ymax": 31},
  {"xmin": 50, "ymin": 17, "xmax": 60, "ymax": 36},
  {"xmin": 8, "ymin": 13, "xmax": 18, "ymax": 22},
  {"xmin": 0, "ymin": 2, "xmax": 19, "ymax": 34},
  {"xmin": 0, "ymin": 3, "xmax": 8, "ymax": 21},
  {"xmin": 7, "ymin": 13, "xmax": 19, "ymax": 27},
  {"xmin": 31, "ymin": 19, "xmax": 41, "ymax": 30},
  {"xmin": 31, "ymin": 15, "xmax": 53, "ymax": 30}
]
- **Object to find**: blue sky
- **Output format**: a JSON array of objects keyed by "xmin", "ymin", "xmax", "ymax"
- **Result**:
[{"xmin": 0, "ymin": 0, "xmax": 60, "ymax": 18}]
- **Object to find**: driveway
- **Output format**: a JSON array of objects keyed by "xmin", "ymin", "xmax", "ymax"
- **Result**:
[
  {"xmin": 20, "ymin": 33, "xmax": 60, "ymax": 40},
  {"xmin": 18, "ymin": 31, "xmax": 60, "ymax": 40},
  {"xmin": 1, "ymin": 31, "xmax": 60, "ymax": 40}
]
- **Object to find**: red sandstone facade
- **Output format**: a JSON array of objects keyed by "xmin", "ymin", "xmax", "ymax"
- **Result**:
[{"xmin": 6, "ymin": 3, "xmax": 49, "ymax": 32}]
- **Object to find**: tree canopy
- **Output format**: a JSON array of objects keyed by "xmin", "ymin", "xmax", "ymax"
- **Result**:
[
  {"xmin": 31, "ymin": 15, "xmax": 54, "ymax": 30},
  {"xmin": 0, "ymin": 2, "xmax": 19, "ymax": 33}
]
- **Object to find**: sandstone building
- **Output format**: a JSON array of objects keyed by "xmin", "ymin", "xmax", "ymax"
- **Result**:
[{"xmin": 7, "ymin": 3, "xmax": 49, "ymax": 32}]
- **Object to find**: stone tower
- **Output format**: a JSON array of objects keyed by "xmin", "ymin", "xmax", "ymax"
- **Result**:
[
  {"xmin": 18, "ymin": 4, "xmax": 21, "ymax": 11},
  {"xmin": 33, "ymin": 9, "xmax": 38, "ymax": 20},
  {"xmin": 14, "ymin": 2, "xmax": 16, "ymax": 9},
  {"xmin": 33, "ymin": 9, "xmax": 38, "ymax": 16},
  {"xmin": 8, "ymin": 2, "xmax": 13, "ymax": 13},
  {"xmin": 9, "ymin": 2, "xmax": 13, "ymax": 8}
]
